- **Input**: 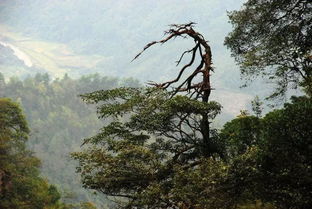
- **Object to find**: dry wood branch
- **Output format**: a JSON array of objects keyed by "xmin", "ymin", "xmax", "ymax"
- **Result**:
[
  {"xmin": 132, "ymin": 22, "xmax": 213, "ymax": 99},
  {"xmin": 176, "ymin": 45, "xmax": 198, "ymax": 66}
]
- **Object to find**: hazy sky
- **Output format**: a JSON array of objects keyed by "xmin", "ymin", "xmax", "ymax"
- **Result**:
[
  {"xmin": 0, "ymin": 0, "xmax": 246, "ymax": 81},
  {"xmin": 1, "ymin": 0, "xmax": 262, "ymax": 116}
]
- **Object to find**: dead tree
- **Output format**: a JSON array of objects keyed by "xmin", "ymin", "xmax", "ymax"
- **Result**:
[{"xmin": 133, "ymin": 22, "xmax": 217, "ymax": 157}]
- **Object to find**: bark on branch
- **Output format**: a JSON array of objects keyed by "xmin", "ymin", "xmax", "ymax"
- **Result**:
[{"xmin": 133, "ymin": 22, "xmax": 213, "ymax": 101}]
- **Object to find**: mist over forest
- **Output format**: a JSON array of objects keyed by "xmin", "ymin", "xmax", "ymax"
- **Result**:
[{"xmin": 0, "ymin": 1, "xmax": 311, "ymax": 209}]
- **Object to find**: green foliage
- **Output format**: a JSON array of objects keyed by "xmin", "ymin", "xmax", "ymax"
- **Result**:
[
  {"xmin": 0, "ymin": 73, "xmax": 132, "ymax": 207},
  {"xmin": 220, "ymin": 115, "xmax": 262, "ymax": 158},
  {"xmin": 221, "ymin": 96, "xmax": 312, "ymax": 208},
  {"xmin": 224, "ymin": 3, "xmax": 312, "ymax": 205},
  {"xmin": 258, "ymin": 96, "xmax": 312, "ymax": 208},
  {"xmin": 0, "ymin": 98, "xmax": 69, "ymax": 209},
  {"xmin": 171, "ymin": 159, "xmax": 232, "ymax": 209},
  {"xmin": 225, "ymin": 0, "xmax": 312, "ymax": 98},
  {"xmin": 73, "ymin": 87, "xmax": 224, "ymax": 208},
  {"xmin": 74, "ymin": 92, "xmax": 312, "ymax": 208}
]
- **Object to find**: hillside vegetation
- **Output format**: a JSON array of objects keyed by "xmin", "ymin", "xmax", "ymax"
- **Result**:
[{"xmin": 0, "ymin": 72, "xmax": 139, "ymax": 207}]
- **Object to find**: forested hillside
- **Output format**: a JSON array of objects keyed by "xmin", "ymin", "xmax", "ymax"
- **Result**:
[
  {"xmin": 0, "ymin": 72, "xmax": 139, "ymax": 207},
  {"xmin": 0, "ymin": 0, "xmax": 244, "ymax": 81},
  {"xmin": 0, "ymin": 98, "xmax": 70, "ymax": 209},
  {"xmin": 0, "ymin": 0, "xmax": 258, "ymax": 118}
]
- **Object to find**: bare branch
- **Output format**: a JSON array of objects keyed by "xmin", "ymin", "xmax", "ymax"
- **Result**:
[
  {"xmin": 132, "ymin": 22, "xmax": 213, "ymax": 100},
  {"xmin": 176, "ymin": 44, "xmax": 198, "ymax": 66}
]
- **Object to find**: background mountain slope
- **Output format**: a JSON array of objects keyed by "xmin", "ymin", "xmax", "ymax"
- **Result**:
[{"xmin": 0, "ymin": 0, "xmax": 262, "ymax": 116}]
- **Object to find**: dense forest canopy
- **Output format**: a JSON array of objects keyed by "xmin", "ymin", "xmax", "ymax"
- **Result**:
[
  {"xmin": 0, "ymin": 72, "xmax": 140, "ymax": 208},
  {"xmin": 0, "ymin": 0, "xmax": 259, "ymax": 119},
  {"xmin": 0, "ymin": 98, "xmax": 69, "ymax": 209}
]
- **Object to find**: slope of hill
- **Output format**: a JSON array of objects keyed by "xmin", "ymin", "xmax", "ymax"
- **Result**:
[
  {"xmin": 0, "ymin": 73, "xmax": 130, "ymax": 208},
  {"xmin": 0, "ymin": 0, "xmax": 261, "ymax": 117},
  {"xmin": 0, "ymin": 0, "xmax": 243, "ymax": 82},
  {"xmin": 0, "ymin": 25, "xmax": 109, "ymax": 79}
]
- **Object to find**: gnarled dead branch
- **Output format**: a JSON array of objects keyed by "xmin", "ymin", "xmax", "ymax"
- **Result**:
[{"xmin": 133, "ymin": 22, "xmax": 213, "ymax": 102}]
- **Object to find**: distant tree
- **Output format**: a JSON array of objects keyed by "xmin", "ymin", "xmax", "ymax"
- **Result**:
[
  {"xmin": 0, "ymin": 98, "xmax": 69, "ymax": 209},
  {"xmin": 0, "ymin": 73, "xmax": 125, "ymax": 207},
  {"xmin": 225, "ymin": 0, "xmax": 312, "ymax": 98}
]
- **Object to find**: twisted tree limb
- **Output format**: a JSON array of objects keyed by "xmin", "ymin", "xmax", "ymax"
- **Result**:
[{"xmin": 133, "ymin": 22, "xmax": 214, "ymax": 102}]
